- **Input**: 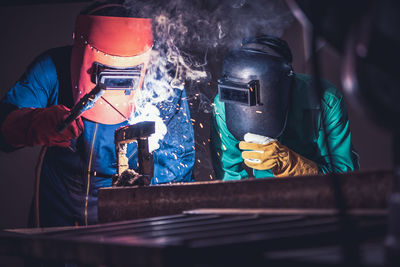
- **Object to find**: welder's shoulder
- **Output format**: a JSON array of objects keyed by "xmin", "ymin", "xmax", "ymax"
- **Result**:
[
  {"xmin": 295, "ymin": 73, "xmax": 344, "ymax": 110},
  {"xmin": 28, "ymin": 46, "xmax": 72, "ymax": 84}
]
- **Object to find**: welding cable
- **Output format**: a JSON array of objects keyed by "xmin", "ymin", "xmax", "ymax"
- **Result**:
[
  {"xmin": 310, "ymin": 29, "xmax": 361, "ymax": 266},
  {"xmin": 33, "ymin": 146, "xmax": 47, "ymax": 228}
]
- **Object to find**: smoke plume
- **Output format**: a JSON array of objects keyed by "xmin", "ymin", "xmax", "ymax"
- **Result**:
[{"xmin": 124, "ymin": 0, "xmax": 294, "ymax": 178}]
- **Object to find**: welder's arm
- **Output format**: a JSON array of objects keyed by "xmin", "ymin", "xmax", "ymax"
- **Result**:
[
  {"xmin": 0, "ymin": 53, "xmax": 83, "ymax": 151},
  {"xmin": 316, "ymin": 93, "xmax": 359, "ymax": 173},
  {"xmin": 151, "ymin": 89, "xmax": 195, "ymax": 184},
  {"xmin": 1, "ymin": 105, "xmax": 83, "ymax": 148},
  {"xmin": 239, "ymin": 140, "xmax": 318, "ymax": 177},
  {"xmin": 210, "ymin": 96, "xmax": 249, "ymax": 181}
]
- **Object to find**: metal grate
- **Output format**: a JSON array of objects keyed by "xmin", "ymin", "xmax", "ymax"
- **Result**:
[{"xmin": 0, "ymin": 211, "xmax": 387, "ymax": 266}]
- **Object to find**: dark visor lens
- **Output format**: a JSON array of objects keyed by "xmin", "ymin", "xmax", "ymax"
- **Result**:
[
  {"xmin": 220, "ymin": 86, "xmax": 250, "ymax": 104},
  {"xmin": 91, "ymin": 62, "xmax": 142, "ymax": 90},
  {"xmin": 103, "ymin": 78, "xmax": 135, "ymax": 89},
  {"xmin": 218, "ymin": 80, "xmax": 259, "ymax": 106}
]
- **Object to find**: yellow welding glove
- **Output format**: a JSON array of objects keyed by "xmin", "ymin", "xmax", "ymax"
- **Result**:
[{"xmin": 239, "ymin": 140, "xmax": 319, "ymax": 177}]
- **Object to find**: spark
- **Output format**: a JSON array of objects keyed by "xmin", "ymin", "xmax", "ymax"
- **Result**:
[
  {"xmin": 209, "ymin": 174, "xmax": 213, "ymax": 179},
  {"xmin": 179, "ymin": 145, "xmax": 184, "ymax": 149},
  {"xmin": 217, "ymin": 152, "xmax": 220, "ymax": 157},
  {"xmin": 197, "ymin": 159, "xmax": 201, "ymax": 163},
  {"xmin": 190, "ymin": 118, "xmax": 196, "ymax": 122},
  {"xmin": 199, "ymin": 123, "xmax": 204, "ymax": 128},
  {"xmin": 256, "ymin": 111, "xmax": 262, "ymax": 114},
  {"xmin": 222, "ymin": 144, "xmax": 227, "ymax": 150},
  {"xmin": 202, "ymin": 141, "xmax": 206, "ymax": 146}
]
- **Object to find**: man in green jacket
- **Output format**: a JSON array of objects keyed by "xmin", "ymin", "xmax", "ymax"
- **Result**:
[{"xmin": 211, "ymin": 35, "xmax": 359, "ymax": 180}]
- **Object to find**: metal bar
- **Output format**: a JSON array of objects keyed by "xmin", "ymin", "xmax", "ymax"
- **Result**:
[
  {"xmin": 98, "ymin": 170, "xmax": 392, "ymax": 223},
  {"xmin": 183, "ymin": 208, "xmax": 388, "ymax": 216}
]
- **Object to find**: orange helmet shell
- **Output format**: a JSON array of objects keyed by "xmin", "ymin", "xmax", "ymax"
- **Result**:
[{"xmin": 71, "ymin": 15, "xmax": 153, "ymax": 124}]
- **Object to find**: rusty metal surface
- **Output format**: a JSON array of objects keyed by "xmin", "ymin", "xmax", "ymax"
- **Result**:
[
  {"xmin": 98, "ymin": 170, "xmax": 393, "ymax": 223},
  {"xmin": 0, "ymin": 211, "xmax": 387, "ymax": 266}
]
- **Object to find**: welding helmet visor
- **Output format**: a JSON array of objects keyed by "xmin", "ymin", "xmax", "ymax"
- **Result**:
[
  {"xmin": 218, "ymin": 35, "xmax": 294, "ymax": 140},
  {"xmin": 71, "ymin": 14, "xmax": 153, "ymax": 124}
]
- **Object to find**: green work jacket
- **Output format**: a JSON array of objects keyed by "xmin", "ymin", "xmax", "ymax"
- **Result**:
[{"xmin": 211, "ymin": 73, "xmax": 359, "ymax": 180}]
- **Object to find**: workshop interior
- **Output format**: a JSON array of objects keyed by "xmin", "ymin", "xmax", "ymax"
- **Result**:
[{"xmin": 0, "ymin": 0, "xmax": 399, "ymax": 266}]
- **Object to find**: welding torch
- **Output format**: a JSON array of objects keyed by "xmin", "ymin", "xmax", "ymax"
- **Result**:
[{"xmin": 56, "ymin": 83, "xmax": 106, "ymax": 133}]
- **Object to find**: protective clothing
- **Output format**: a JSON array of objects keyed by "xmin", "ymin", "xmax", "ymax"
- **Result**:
[
  {"xmin": 211, "ymin": 73, "xmax": 359, "ymax": 180},
  {"xmin": 239, "ymin": 140, "xmax": 319, "ymax": 177},
  {"xmin": 1, "ymin": 105, "xmax": 83, "ymax": 148},
  {"xmin": 0, "ymin": 46, "xmax": 195, "ymax": 227},
  {"xmin": 71, "ymin": 15, "xmax": 153, "ymax": 124},
  {"xmin": 218, "ymin": 35, "xmax": 294, "ymax": 140}
]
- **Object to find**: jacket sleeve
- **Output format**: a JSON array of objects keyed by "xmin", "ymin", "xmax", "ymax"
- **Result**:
[
  {"xmin": 0, "ymin": 53, "xmax": 59, "ymax": 151},
  {"xmin": 316, "ymin": 88, "xmax": 360, "ymax": 173},
  {"xmin": 210, "ymin": 95, "xmax": 249, "ymax": 180},
  {"xmin": 151, "ymin": 89, "xmax": 195, "ymax": 183}
]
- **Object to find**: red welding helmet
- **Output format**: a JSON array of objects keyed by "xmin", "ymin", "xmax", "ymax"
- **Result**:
[{"xmin": 71, "ymin": 14, "xmax": 153, "ymax": 124}]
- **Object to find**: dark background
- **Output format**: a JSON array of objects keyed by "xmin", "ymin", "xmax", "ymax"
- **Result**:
[{"xmin": 0, "ymin": 0, "xmax": 393, "ymax": 232}]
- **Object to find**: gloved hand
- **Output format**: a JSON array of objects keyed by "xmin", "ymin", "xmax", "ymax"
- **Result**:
[
  {"xmin": 239, "ymin": 134, "xmax": 318, "ymax": 177},
  {"xmin": 1, "ymin": 105, "xmax": 83, "ymax": 148}
]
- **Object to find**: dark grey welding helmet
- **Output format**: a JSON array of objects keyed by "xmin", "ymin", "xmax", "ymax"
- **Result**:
[{"xmin": 218, "ymin": 35, "xmax": 294, "ymax": 140}]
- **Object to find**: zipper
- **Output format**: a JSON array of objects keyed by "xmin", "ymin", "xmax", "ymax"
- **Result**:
[{"xmin": 85, "ymin": 123, "xmax": 98, "ymax": 226}]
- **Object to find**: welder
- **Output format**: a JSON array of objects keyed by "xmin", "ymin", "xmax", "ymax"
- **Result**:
[
  {"xmin": 211, "ymin": 35, "xmax": 359, "ymax": 180},
  {"xmin": 0, "ymin": 1, "xmax": 195, "ymax": 227}
]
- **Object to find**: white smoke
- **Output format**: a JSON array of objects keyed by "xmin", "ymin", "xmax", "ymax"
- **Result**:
[
  {"xmin": 124, "ymin": 0, "xmax": 294, "ymax": 164},
  {"xmin": 128, "ymin": 102, "xmax": 167, "ymax": 152},
  {"xmin": 123, "ymin": 0, "xmax": 294, "ymax": 108}
]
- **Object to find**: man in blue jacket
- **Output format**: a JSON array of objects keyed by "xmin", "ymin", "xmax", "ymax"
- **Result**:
[{"xmin": 0, "ymin": 2, "xmax": 194, "ymax": 227}]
